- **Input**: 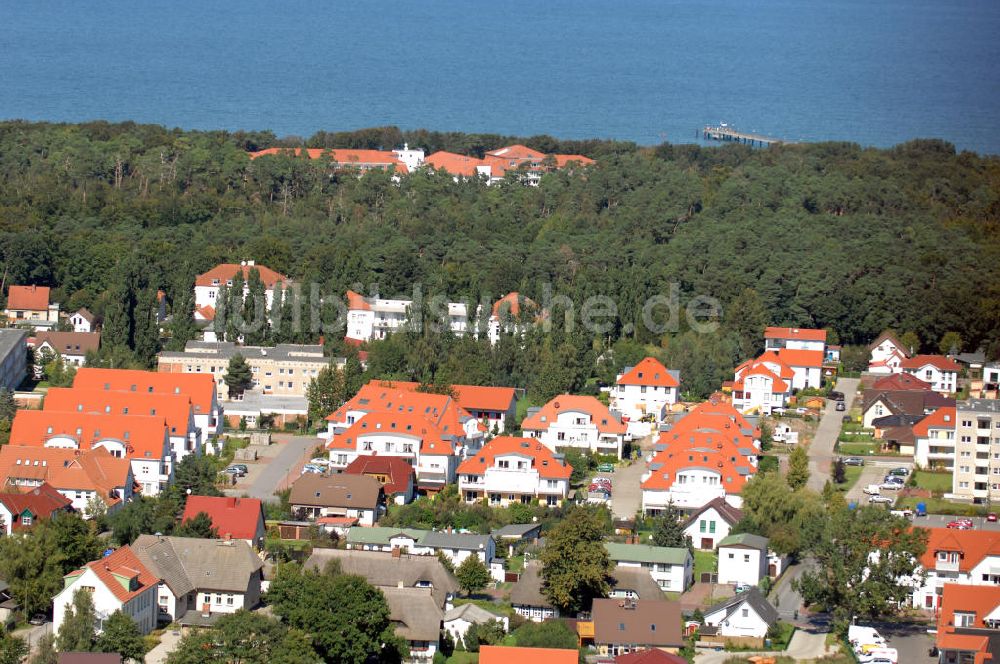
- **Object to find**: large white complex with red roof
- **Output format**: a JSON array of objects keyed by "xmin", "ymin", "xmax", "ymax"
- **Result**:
[
  {"xmin": 611, "ymin": 357, "xmax": 680, "ymax": 424},
  {"xmin": 521, "ymin": 395, "xmax": 626, "ymax": 459},
  {"xmin": 54, "ymin": 545, "xmax": 160, "ymax": 636},
  {"xmin": 193, "ymin": 260, "xmax": 290, "ymax": 322},
  {"xmin": 901, "ymin": 354, "xmax": 961, "ymax": 395},
  {"xmin": 457, "ymin": 436, "xmax": 571, "ymax": 507},
  {"xmin": 641, "ymin": 399, "xmax": 760, "ymax": 513},
  {"xmin": 909, "ymin": 528, "xmax": 1000, "ymax": 610},
  {"xmin": 323, "ymin": 380, "xmax": 487, "ymax": 492},
  {"xmin": 423, "ymin": 145, "xmax": 594, "ymax": 185},
  {"xmin": 913, "ymin": 406, "xmax": 957, "ymax": 470},
  {"xmin": 249, "ymin": 145, "xmax": 424, "ymax": 173},
  {"xmin": 763, "ymin": 327, "xmax": 826, "ymax": 353},
  {"xmin": 935, "ymin": 583, "xmax": 1000, "ymax": 664},
  {"xmin": 345, "ymin": 290, "xmax": 472, "ymax": 342}
]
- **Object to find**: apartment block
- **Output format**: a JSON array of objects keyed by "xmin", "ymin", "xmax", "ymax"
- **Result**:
[{"xmin": 952, "ymin": 399, "xmax": 1000, "ymax": 502}]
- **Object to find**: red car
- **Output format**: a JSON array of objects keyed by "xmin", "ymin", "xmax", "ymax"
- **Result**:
[
  {"xmin": 947, "ymin": 519, "xmax": 974, "ymax": 530},
  {"xmin": 988, "ymin": 513, "xmax": 998, "ymax": 523}
]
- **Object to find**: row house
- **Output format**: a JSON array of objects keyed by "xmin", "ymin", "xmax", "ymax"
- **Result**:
[
  {"xmin": 952, "ymin": 399, "xmax": 1000, "ymax": 503},
  {"xmin": 73, "ymin": 367, "xmax": 223, "ymax": 450},
  {"xmin": 611, "ymin": 356, "xmax": 680, "ymax": 426},
  {"xmin": 193, "ymin": 260, "xmax": 289, "ymax": 314},
  {"xmin": 935, "ymin": 583, "xmax": 1000, "ymax": 664},
  {"xmin": 913, "ymin": 407, "xmax": 957, "ymax": 470},
  {"xmin": 0, "ymin": 446, "xmax": 134, "ymax": 517},
  {"xmin": 42, "ymin": 386, "xmax": 200, "ymax": 465},
  {"xmin": 910, "ymin": 528, "xmax": 1000, "ymax": 610},
  {"xmin": 357, "ymin": 380, "xmax": 517, "ymax": 434},
  {"xmin": 424, "ymin": 145, "xmax": 594, "ymax": 186},
  {"xmin": 343, "ymin": 527, "xmax": 495, "ymax": 567},
  {"xmin": 901, "ymin": 355, "xmax": 961, "ymax": 395},
  {"xmin": 158, "ymin": 340, "xmax": 340, "ymax": 399},
  {"xmin": 4, "ymin": 285, "xmax": 59, "ymax": 330},
  {"xmin": 9, "ymin": 409, "xmax": 174, "ymax": 496},
  {"xmin": 868, "ymin": 332, "xmax": 911, "ymax": 374},
  {"xmin": 457, "ymin": 436, "xmax": 571, "ymax": 507},
  {"xmin": 54, "ymin": 546, "xmax": 159, "ymax": 636},
  {"xmin": 0, "ymin": 483, "xmax": 72, "ymax": 535},
  {"xmin": 521, "ymin": 394, "xmax": 626, "ymax": 458}
]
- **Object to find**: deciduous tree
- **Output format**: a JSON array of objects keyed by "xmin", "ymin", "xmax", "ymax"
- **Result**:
[
  {"xmin": 540, "ymin": 505, "xmax": 612, "ymax": 613},
  {"xmin": 56, "ymin": 588, "xmax": 96, "ymax": 653},
  {"xmin": 455, "ymin": 555, "xmax": 491, "ymax": 596},
  {"xmin": 786, "ymin": 445, "xmax": 810, "ymax": 490},
  {"xmin": 95, "ymin": 610, "xmax": 146, "ymax": 662}
]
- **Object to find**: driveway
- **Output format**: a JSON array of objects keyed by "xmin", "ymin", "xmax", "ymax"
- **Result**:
[
  {"xmin": 145, "ymin": 626, "xmax": 186, "ymax": 664},
  {"xmin": 693, "ymin": 627, "xmax": 835, "ymax": 663},
  {"xmin": 806, "ymin": 377, "xmax": 860, "ymax": 492},
  {"xmin": 12, "ymin": 621, "xmax": 51, "ymax": 656},
  {"xmin": 610, "ymin": 433, "xmax": 655, "ymax": 518},
  {"xmin": 235, "ymin": 434, "xmax": 319, "ymax": 502}
]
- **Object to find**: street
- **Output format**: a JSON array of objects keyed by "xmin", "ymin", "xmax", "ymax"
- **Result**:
[
  {"xmin": 806, "ymin": 377, "xmax": 860, "ymax": 492},
  {"xmin": 610, "ymin": 433, "xmax": 656, "ymax": 519},
  {"xmin": 232, "ymin": 434, "xmax": 320, "ymax": 502}
]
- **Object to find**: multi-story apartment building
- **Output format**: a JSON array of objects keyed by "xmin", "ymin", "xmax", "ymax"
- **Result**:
[
  {"xmin": 913, "ymin": 407, "xmax": 957, "ymax": 470},
  {"xmin": 0, "ymin": 329, "xmax": 28, "ymax": 390},
  {"xmin": 952, "ymin": 399, "xmax": 1000, "ymax": 502},
  {"xmin": 158, "ymin": 341, "xmax": 339, "ymax": 399},
  {"xmin": 521, "ymin": 395, "xmax": 626, "ymax": 459},
  {"xmin": 193, "ymin": 261, "xmax": 289, "ymax": 314},
  {"xmin": 457, "ymin": 436, "xmax": 571, "ymax": 507},
  {"xmin": 901, "ymin": 354, "xmax": 961, "ymax": 395},
  {"xmin": 345, "ymin": 290, "xmax": 471, "ymax": 342},
  {"xmin": 763, "ymin": 326, "xmax": 826, "ymax": 353},
  {"xmin": 611, "ymin": 356, "xmax": 680, "ymax": 424}
]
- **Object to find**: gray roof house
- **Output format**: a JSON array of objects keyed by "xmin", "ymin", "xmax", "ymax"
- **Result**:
[
  {"xmin": 609, "ymin": 566, "xmax": 666, "ymax": 600},
  {"xmin": 703, "ymin": 587, "xmax": 779, "ymax": 641},
  {"xmin": 381, "ymin": 586, "xmax": 444, "ymax": 658},
  {"xmin": 289, "ymin": 474, "xmax": 383, "ymax": 525},
  {"xmin": 305, "ymin": 548, "xmax": 458, "ymax": 608},
  {"xmin": 131, "ymin": 535, "xmax": 264, "ymax": 624},
  {"xmin": 510, "ymin": 560, "xmax": 558, "ymax": 622},
  {"xmin": 420, "ymin": 531, "xmax": 496, "ymax": 564}
]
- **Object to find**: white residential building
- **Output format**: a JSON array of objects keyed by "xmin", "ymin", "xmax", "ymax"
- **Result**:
[
  {"xmin": 457, "ymin": 436, "xmax": 570, "ymax": 507},
  {"xmin": 868, "ymin": 332, "xmax": 911, "ymax": 374},
  {"xmin": 345, "ymin": 290, "xmax": 470, "ymax": 342},
  {"xmin": 605, "ymin": 542, "xmax": 693, "ymax": 592},
  {"xmin": 69, "ymin": 308, "xmax": 96, "ymax": 333},
  {"xmin": 763, "ymin": 326, "xmax": 826, "ymax": 353},
  {"xmin": 913, "ymin": 407, "xmax": 956, "ymax": 470},
  {"xmin": 193, "ymin": 261, "xmax": 289, "ymax": 313},
  {"xmin": 731, "ymin": 354, "xmax": 793, "ymax": 415},
  {"xmin": 521, "ymin": 394, "xmax": 625, "ymax": 459},
  {"xmin": 901, "ymin": 355, "xmax": 961, "ymax": 395},
  {"xmin": 703, "ymin": 588, "xmax": 779, "ymax": 640},
  {"xmin": 682, "ymin": 497, "xmax": 744, "ymax": 551},
  {"xmin": 909, "ymin": 528, "xmax": 1000, "ymax": 610},
  {"xmin": 951, "ymin": 399, "xmax": 1000, "ymax": 503},
  {"xmin": 611, "ymin": 356, "xmax": 680, "ymax": 425},
  {"xmin": 54, "ymin": 546, "xmax": 159, "ymax": 636},
  {"xmin": 717, "ymin": 533, "xmax": 769, "ymax": 586}
]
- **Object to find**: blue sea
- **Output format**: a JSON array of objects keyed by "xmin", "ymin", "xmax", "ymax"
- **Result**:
[{"xmin": 1, "ymin": 0, "xmax": 999, "ymax": 153}]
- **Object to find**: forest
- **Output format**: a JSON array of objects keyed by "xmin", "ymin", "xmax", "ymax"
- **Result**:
[{"xmin": 0, "ymin": 120, "xmax": 997, "ymax": 401}]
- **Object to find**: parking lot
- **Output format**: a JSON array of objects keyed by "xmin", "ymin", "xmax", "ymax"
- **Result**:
[{"xmin": 857, "ymin": 620, "xmax": 936, "ymax": 664}]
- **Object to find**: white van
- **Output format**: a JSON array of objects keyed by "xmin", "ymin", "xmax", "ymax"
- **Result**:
[{"xmin": 864, "ymin": 484, "xmax": 882, "ymax": 496}]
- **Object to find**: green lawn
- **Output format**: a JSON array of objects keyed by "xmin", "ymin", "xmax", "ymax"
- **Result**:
[
  {"xmin": 837, "ymin": 441, "xmax": 878, "ymax": 455},
  {"xmin": 835, "ymin": 465, "xmax": 863, "ymax": 492},
  {"xmin": 507, "ymin": 555, "xmax": 525, "ymax": 573},
  {"xmin": 914, "ymin": 470, "xmax": 953, "ymax": 492},
  {"xmin": 769, "ymin": 622, "xmax": 797, "ymax": 651},
  {"xmin": 446, "ymin": 653, "xmax": 479, "ymax": 663},
  {"xmin": 694, "ymin": 550, "xmax": 718, "ymax": 578},
  {"xmin": 895, "ymin": 495, "xmax": 985, "ymax": 517}
]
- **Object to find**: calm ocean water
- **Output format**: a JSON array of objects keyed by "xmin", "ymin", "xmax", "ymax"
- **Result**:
[{"xmin": 1, "ymin": 0, "xmax": 998, "ymax": 153}]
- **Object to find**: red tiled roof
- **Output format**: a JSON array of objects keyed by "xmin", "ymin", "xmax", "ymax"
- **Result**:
[
  {"xmin": 617, "ymin": 357, "xmax": 678, "ymax": 388},
  {"xmin": 615, "ymin": 649, "xmax": 687, "ymax": 664},
  {"xmin": 343, "ymin": 455, "xmax": 415, "ymax": 496},
  {"xmin": 7, "ymin": 285, "xmax": 50, "ymax": 311},
  {"xmin": 553, "ymin": 154, "xmax": 596, "ymax": 167},
  {"xmin": 10, "ymin": 410, "xmax": 169, "ymax": 461},
  {"xmin": 33, "ymin": 331, "xmax": 101, "ymax": 356},
  {"xmin": 485, "ymin": 145, "xmax": 547, "ymax": 161},
  {"xmin": 479, "ymin": 646, "xmax": 577, "ymax": 664},
  {"xmin": 194, "ymin": 305, "xmax": 215, "ymax": 321},
  {"xmin": 920, "ymin": 528, "xmax": 1000, "ymax": 572},
  {"xmin": 775, "ymin": 348, "xmax": 824, "ymax": 368},
  {"xmin": 491, "ymin": 292, "xmax": 536, "ymax": 319},
  {"xmin": 74, "ymin": 368, "xmax": 216, "ymax": 416},
  {"xmin": 521, "ymin": 395, "xmax": 626, "ymax": 435},
  {"xmin": 194, "ymin": 263, "xmax": 288, "ymax": 289},
  {"xmin": 247, "ymin": 148, "xmax": 409, "ymax": 173},
  {"xmin": 345, "ymin": 290, "xmax": 371, "ymax": 311},
  {"xmin": 326, "ymin": 380, "xmax": 482, "ymax": 439},
  {"xmin": 327, "ymin": 411, "xmax": 453, "ymax": 455},
  {"xmin": 763, "ymin": 326, "xmax": 827, "ymax": 342},
  {"xmin": 457, "ymin": 436, "xmax": 571, "ymax": 480},
  {"xmin": 872, "ymin": 373, "xmax": 932, "ymax": 392},
  {"xmin": 71, "ymin": 546, "xmax": 158, "ymax": 603},
  {"xmin": 42, "ymin": 387, "xmax": 194, "ymax": 440},
  {"xmin": 0, "ymin": 445, "xmax": 131, "ymax": 504},
  {"xmin": 913, "ymin": 407, "xmax": 956, "ymax": 437},
  {"xmin": 643, "ymin": 440, "xmax": 756, "ymax": 494},
  {"xmin": 181, "ymin": 496, "xmax": 263, "ymax": 542},
  {"xmin": 936, "ymin": 583, "xmax": 1000, "ymax": 656},
  {"xmin": 424, "ymin": 151, "xmax": 488, "ymax": 177},
  {"xmin": 450, "ymin": 385, "xmax": 517, "ymax": 413},
  {"xmin": 901, "ymin": 354, "xmax": 961, "ymax": 372},
  {"xmin": 0, "ymin": 482, "xmax": 71, "ymax": 530}
]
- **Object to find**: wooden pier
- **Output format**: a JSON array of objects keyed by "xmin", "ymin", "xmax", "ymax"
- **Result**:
[{"xmin": 701, "ymin": 125, "xmax": 789, "ymax": 147}]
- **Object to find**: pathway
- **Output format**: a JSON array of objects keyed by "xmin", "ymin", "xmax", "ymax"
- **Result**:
[
  {"xmin": 806, "ymin": 377, "xmax": 860, "ymax": 492},
  {"xmin": 238, "ymin": 434, "xmax": 319, "ymax": 502},
  {"xmin": 610, "ymin": 433, "xmax": 656, "ymax": 519},
  {"xmin": 145, "ymin": 627, "xmax": 186, "ymax": 664},
  {"xmin": 693, "ymin": 628, "xmax": 835, "ymax": 663}
]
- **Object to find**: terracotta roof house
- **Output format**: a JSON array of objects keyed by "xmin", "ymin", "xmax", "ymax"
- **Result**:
[
  {"xmin": 591, "ymin": 597, "xmax": 683, "ymax": 657},
  {"xmin": 935, "ymin": 583, "xmax": 1000, "ymax": 664},
  {"xmin": 911, "ymin": 528, "xmax": 1000, "ymax": 610},
  {"xmin": 289, "ymin": 473, "xmax": 382, "ymax": 526},
  {"xmin": 613, "ymin": 357, "xmax": 681, "ymax": 425},
  {"xmin": 248, "ymin": 147, "xmax": 412, "ymax": 173},
  {"xmin": 615, "ymin": 650, "xmax": 687, "ymax": 664},
  {"xmin": 181, "ymin": 496, "xmax": 266, "ymax": 548},
  {"xmin": 54, "ymin": 546, "xmax": 159, "ymax": 636},
  {"xmin": 457, "ymin": 435, "xmax": 571, "ymax": 508},
  {"xmin": 901, "ymin": 354, "xmax": 962, "ymax": 394},
  {"xmin": 0, "ymin": 482, "xmax": 72, "ymax": 534},
  {"xmin": 424, "ymin": 151, "xmax": 491, "ymax": 178},
  {"xmin": 344, "ymin": 455, "xmax": 415, "ymax": 505},
  {"xmin": 521, "ymin": 394, "xmax": 626, "ymax": 458},
  {"xmin": 5, "ymin": 285, "xmax": 59, "ymax": 329}
]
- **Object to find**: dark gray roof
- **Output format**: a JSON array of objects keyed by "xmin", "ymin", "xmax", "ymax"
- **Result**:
[
  {"xmin": 132, "ymin": 535, "xmax": 263, "ymax": 595},
  {"xmin": 305, "ymin": 548, "xmax": 458, "ymax": 608},
  {"xmin": 682, "ymin": 497, "xmax": 744, "ymax": 530},
  {"xmin": 289, "ymin": 473, "xmax": 381, "ymax": 509},
  {"xmin": 382, "ymin": 587, "xmax": 443, "ymax": 642},
  {"xmin": 0, "ymin": 329, "xmax": 27, "ymax": 362},
  {"xmin": 492, "ymin": 523, "xmax": 542, "ymax": 540},
  {"xmin": 704, "ymin": 587, "xmax": 778, "ymax": 627}
]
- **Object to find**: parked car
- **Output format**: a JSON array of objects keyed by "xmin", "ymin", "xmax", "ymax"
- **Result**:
[
  {"xmin": 597, "ymin": 463, "xmax": 615, "ymax": 473},
  {"xmin": 591, "ymin": 476, "xmax": 612, "ymax": 487},
  {"xmin": 888, "ymin": 467, "xmax": 909, "ymax": 477},
  {"xmin": 309, "ymin": 457, "xmax": 330, "ymax": 466},
  {"xmin": 988, "ymin": 513, "xmax": 998, "ymax": 523},
  {"xmin": 28, "ymin": 614, "xmax": 46, "ymax": 626},
  {"xmin": 830, "ymin": 391, "xmax": 845, "ymax": 401},
  {"xmin": 864, "ymin": 484, "xmax": 881, "ymax": 496},
  {"xmin": 836, "ymin": 402, "xmax": 846, "ymax": 412},
  {"xmin": 881, "ymin": 480, "xmax": 904, "ymax": 490},
  {"xmin": 844, "ymin": 457, "xmax": 865, "ymax": 466},
  {"xmin": 222, "ymin": 465, "xmax": 246, "ymax": 477},
  {"xmin": 890, "ymin": 509, "xmax": 914, "ymax": 518},
  {"xmin": 869, "ymin": 495, "xmax": 894, "ymax": 504},
  {"xmin": 301, "ymin": 464, "xmax": 325, "ymax": 475},
  {"xmin": 947, "ymin": 519, "xmax": 974, "ymax": 530},
  {"xmin": 734, "ymin": 583, "xmax": 751, "ymax": 593}
]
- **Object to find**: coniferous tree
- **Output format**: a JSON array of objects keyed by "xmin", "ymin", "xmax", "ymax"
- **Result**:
[
  {"xmin": 28, "ymin": 633, "xmax": 56, "ymax": 664},
  {"xmin": 787, "ymin": 446, "xmax": 810, "ymax": 490},
  {"xmin": 167, "ymin": 274, "xmax": 199, "ymax": 351},
  {"xmin": 306, "ymin": 364, "xmax": 343, "ymax": 425},
  {"xmin": 268, "ymin": 282, "xmax": 284, "ymax": 344},
  {"xmin": 213, "ymin": 282, "xmax": 229, "ymax": 341},
  {"xmin": 226, "ymin": 270, "xmax": 245, "ymax": 343},
  {"xmin": 224, "ymin": 354, "xmax": 253, "ymax": 398},
  {"xmin": 651, "ymin": 503, "xmax": 693, "ymax": 551},
  {"xmin": 132, "ymin": 287, "xmax": 160, "ymax": 367},
  {"xmin": 243, "ymin": 267, "xmax": 268, "ymax": 345},
  {"xmin": 56, "ymin": 588, "xmax": 96, "ymax": 653}
]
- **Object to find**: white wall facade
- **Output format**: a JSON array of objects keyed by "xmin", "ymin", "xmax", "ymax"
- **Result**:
[
  {"xmin": 525, "ymin": 409, "xmax": 623, "ymax": 458},
  {"xmin": 612, "ymin": 384, "xmax": 678, "ymax": 423},
  {"xmin": 718, "ymin": 546, "xmax": 767, "ymax": 585},
  {"xmin": 611, "ymin": 559, "xmax": 692, "ymax": 593},
  {"xmin": 684, "ymin": 507, "xmax": 736, "ymax": 550},
  {"xmin": 704, "ymin": 601, "xmax": 771, "ymax": 638},
  {"xmin": 54, "ymin": 569, "xmax": 158, "ymax": 636},
  {"xmin": 904, "ymin": 365, "xmax": 958, "ymax": 394}
]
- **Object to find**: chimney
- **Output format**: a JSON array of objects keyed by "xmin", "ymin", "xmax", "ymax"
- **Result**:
[{"xmin": 227, "ymin": 496, "xmax": 237, "ymax": 508}]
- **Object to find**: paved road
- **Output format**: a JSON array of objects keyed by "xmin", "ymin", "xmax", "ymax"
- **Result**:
[
  {"xmin": 239, "ymin": 434, "xmax": 319, "ymax": 502},
  {"xmin": 610, "ymin": 434, "xmax": 656, "ymax": 518},
  {"xmin": 806, "ymin": 377, "xmax": 860, "ymax": 492},
  {"xmin": 770, "ymin": 558, "xmax": 812, "ymax": 622},
  {"xmin": 693, "ymin": 628, "xmax": 835, "ymax": 662}
]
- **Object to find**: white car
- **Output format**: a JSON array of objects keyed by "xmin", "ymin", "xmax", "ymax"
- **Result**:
[
  {"xmin": 869, "ymin": 495, "xmax": 894, "ymax": 504},
  {"xmin": 309, "ymin": 458, "xmax": 331, "ymax": 466},
  {"xmin": 301, "ymin": 464, "xmax": 325, "ymax": 475}
]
